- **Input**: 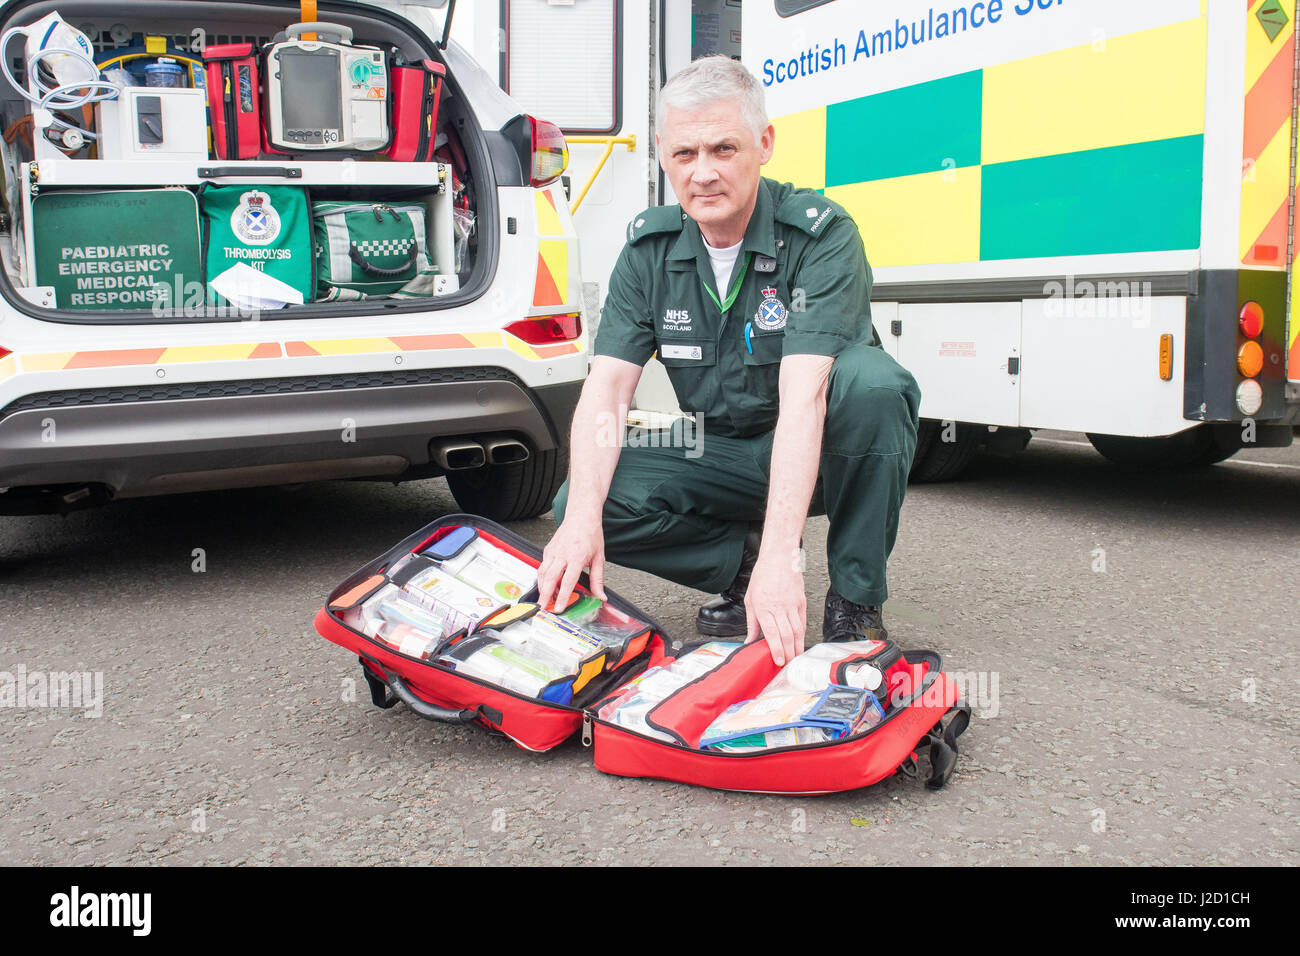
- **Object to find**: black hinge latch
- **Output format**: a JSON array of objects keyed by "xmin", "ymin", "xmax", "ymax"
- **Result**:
[
  {"xmin": 890, "ymin": 319, "xmax": 902, "ymax": 336},
  {"xmin": 1007, "ymin": 357, "xmax": 1020, "ymax": 375}
]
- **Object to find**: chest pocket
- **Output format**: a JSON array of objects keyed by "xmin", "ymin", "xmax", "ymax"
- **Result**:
[
  {"xmin": 744, "ymin": 330, "xmax": 784, "ymax": 366},
  {"xmin": 657, "ymin": 339, "xmax": 717, "ymax": 367}
]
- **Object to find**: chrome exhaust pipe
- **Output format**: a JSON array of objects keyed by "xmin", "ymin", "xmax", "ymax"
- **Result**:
[
  {"xmin": 432, "ymin": 441, "xmax": 486, "ymax": 471},
  {"xmin": 485, "ymin": 439, "xmax": 530, "ymax": 465}
]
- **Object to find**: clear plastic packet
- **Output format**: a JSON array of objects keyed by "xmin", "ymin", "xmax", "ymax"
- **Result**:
[
  {"xmin": 435, "ymin": 537, "xmax": 537, "ymax": 601},
  {"xmin": 597, "ymin": 641, "xmax": 741, "ymax": 737},
  {"xmin": 760, "ymin": 641, "xmax": 885, "ymax": 697},
  {"xmin": 702, "ymin": 726, "xmax": 831, "ymax": 753},
  {"xmin": 561, "ymin": 595, "xmax": 650, "ymax": 651},
  {"xmin": 492, "ymin": 610, "xmax": 603, "ymax": 675},
  {"xmin": 404, "ymin": 565, "xmax": 501, "ymax": 632},
  {"xmin": 438, "ymin": 635, "xmax": 567, "ymax": 699},
  {"xmin": 699, "ymin": 685, "xmax": 884, "ymax": 752}
]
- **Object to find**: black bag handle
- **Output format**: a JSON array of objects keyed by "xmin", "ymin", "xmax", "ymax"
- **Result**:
[
  {"xmin": 921, "ymin": 701, "xmax": 971, "ymax": 790},
  {"xmin": 350, "ymin": 240, "xmax": 419, "ymax": 277},
  {"xmin": 387, "ymin": 673, "xmax": 480, "ymax": 723},
  {"xmin": 199, "ymin": 166, "xmax": 303, "ymax": 179},
  {"xmin": 358, "ymin": 656, "xmax": 503, "ymax": 726}
]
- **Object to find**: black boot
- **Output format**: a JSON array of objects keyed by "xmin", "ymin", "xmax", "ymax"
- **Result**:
[
  {"xmin": 822, "ymin": 588, "xmax": 887, "ymax": 643},
  {"xmin": 696, "ymin": 527, "xmax": 761, "ymax": 637}
]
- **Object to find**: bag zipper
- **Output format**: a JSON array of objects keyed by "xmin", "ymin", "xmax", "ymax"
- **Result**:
[{"xmin": 222, "ymin": 62, "xmax": 238, "ymax": 160}]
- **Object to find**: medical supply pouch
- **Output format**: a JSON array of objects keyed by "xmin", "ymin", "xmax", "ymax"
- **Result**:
[
  {"xmin": 315, "ymin": 514, "xmax": 969, "ymax": 794},
  {"xmin": 387, "ymin": 58, "xmax": 445, "ymax": 162},
  {"xmin": 201, "ymin": 184, "xmax": 314, "ymax": 308},
  {"xmin": 32, "ymin": 188, "xmax": 202, "ymax": 311},
  {"xmin": 312, "ymin": 201, "xmax": 435, "ymax": 299},
  {"xmin": 203, "ymin": 43, "xmax": 262, "ymax": 160}
]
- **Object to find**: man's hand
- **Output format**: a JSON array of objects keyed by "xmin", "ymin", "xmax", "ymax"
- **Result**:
[
  {"xmin": 537, "ymin": 517, "xmax": 607, "ymax": 611},
  {"xmin": 744, "ymin": 549, "xmax": 806, "ymax": 667}
]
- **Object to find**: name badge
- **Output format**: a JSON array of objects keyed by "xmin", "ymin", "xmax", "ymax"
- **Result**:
[{"xmin": 661, "ymin": 344, "xmax": 703, "ymax": 361}]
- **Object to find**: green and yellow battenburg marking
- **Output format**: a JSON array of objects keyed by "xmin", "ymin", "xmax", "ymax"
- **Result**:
[{"xmin": 763, "ymin": 15, "xmax": 1208, "ymax": 267}]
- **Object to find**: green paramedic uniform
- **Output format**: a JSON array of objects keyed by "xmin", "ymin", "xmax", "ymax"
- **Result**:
[{"xmin": 552, "ymin": 178, "xmax": 921, "ymax": 607}]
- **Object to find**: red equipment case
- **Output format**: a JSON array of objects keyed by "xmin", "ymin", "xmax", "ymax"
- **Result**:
[
  {"xmin": 314, "ymin": 514, "xmax": 970, "ymax": 794},
  {"xmin": 203, "ymin": 43, "xmax": 263, "ymax": 160},
  {"xmin": 387, "ymin": 58, "xmax": 445, "ymax": 162}
]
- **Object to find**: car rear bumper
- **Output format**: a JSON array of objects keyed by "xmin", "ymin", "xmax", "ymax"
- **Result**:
[{"xmin": 0, "ymin": 366, "xmax": 581, "ymax": 498}]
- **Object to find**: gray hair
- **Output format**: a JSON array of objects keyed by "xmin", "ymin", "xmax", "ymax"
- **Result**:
[{"xmin": 656, "ymin": 56, "xmax": 769, "ymax": 145}]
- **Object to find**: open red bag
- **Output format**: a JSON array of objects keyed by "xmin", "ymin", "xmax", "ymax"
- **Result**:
[{"xmin": 314, "ymin": 514, "xmax": 970, "ymax": 794}]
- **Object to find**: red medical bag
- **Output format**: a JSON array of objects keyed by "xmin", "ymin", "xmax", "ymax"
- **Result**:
[
  {"xmin": 387, "ymin": 58, "xmax": 445, "ymax": 162},
  {"xmin": 203, "ymin": 43, "xmax": 262, "ymax": 160},
  {"xmin": 314, "ymin": 514, "xmax": 970, "ymax": 794}
]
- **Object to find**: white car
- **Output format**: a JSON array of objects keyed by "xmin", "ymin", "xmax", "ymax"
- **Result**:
[{"xmin": 0, "ymin": 0, "xmax": 584, "ymax": 520}]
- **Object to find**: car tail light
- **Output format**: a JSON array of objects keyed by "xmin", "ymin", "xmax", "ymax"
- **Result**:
[
  {"xmin": 505, "ymin": 314, "xmax": 582, "ymax": 344},
  {"xmin": 1237, "ymin": 340, "xmax": 1264, "ymax": 377},
  {"xmin": 527, "ymin": 116, "xmax": 568, "ymax": 187}
]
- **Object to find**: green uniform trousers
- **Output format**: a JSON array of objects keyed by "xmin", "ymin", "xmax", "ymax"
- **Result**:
[{"xmin": 551, "ymin": 342, "xmax": 921, "ymax": 607}]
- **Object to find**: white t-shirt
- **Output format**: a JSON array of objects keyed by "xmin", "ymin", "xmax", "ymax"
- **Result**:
[{"xmin": 703, "ymin": 236, "xmax": 744, "ymax": 297}]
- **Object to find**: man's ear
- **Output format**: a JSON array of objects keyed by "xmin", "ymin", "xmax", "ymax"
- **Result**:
[
  {"xmin": 655, "ymin": 133, "xmax": 669, "ymax": 174},
  {"xmin": 759, "ymin": 123, "xmax": 775, "ymax": 165}
]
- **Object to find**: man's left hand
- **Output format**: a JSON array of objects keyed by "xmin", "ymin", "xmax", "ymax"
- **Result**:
[{"xmin": 744, "ymin": 550, "xmax": 806, "ymax": 667}]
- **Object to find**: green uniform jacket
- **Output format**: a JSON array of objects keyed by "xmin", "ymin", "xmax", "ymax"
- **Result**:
[{"xmin": 592, "ymin": 177, "xmax": 879, "ymax": 439}]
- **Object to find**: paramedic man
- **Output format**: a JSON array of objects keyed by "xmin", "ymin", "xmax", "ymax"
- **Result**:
[{"xmin": 537, "ymin": 57, "xmax": 920, "ymax": 666}]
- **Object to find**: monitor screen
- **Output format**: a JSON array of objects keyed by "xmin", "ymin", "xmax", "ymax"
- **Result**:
[{"xmin": 279, "ymin": 47, "xmax": 343, "ymax": 132}]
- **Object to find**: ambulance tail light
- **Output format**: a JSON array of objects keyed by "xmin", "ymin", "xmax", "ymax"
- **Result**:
[
  {"xmin": 1237, "ymin": 340, "xmax": 1264, "ymax": 378},
  {"xmin": 527, "ymin": 116, "xmax": 568, "ymax": 187},
  {"xmin": 0, "ymin": 346, "xmax": 9, "ymax": 359},
  {"xmin": 506, "ymin": 314, "xmax": 582, "ymax": 344},
  {"xmin": 1236, "ymin": 379, "xmax": 1263, "ymax": 416},
  {"xmin": 1239, "ymin": 301, "xmax": 1264, "ymax": 338}
]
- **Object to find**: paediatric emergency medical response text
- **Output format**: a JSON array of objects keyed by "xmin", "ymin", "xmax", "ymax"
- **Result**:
[{"xmin": 58, "ymin": 245, "xmax": 175, "ymax": 305}]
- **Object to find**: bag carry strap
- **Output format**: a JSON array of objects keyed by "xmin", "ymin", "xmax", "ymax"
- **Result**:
[
  {"xmin": 358, "ymin": 656, "xmax": 503, "ymax": 726},
  {"xmin": 350, "ymin": 240, "xmax": 419, "ymax": 277},
  {"xmin": 919, "ymin": 701, "xmax": 971, "ymax": 790}
]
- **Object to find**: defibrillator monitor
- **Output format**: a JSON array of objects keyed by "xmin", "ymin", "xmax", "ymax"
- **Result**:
[{"xmin": 265, "ymin": 23, "xmax": 390, "ymax": 152}]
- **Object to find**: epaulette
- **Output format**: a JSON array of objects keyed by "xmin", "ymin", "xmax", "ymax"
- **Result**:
[
  {"xmin": 626, "ymin": 205, "xmax": 686, "ymax": 244},
  {"xmin": 774, "ymin": 192, "xmax": 840, "ymax": 238}
]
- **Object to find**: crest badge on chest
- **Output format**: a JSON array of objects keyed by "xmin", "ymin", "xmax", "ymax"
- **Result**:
[{"xmin": 754, "ymin": 286, "xmax": 788, "ymax": 331}]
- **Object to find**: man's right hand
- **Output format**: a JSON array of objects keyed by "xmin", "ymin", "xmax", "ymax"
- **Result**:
[{"xmin": 537, "ymin": 517, "xmax": 607, "ymax": 611}]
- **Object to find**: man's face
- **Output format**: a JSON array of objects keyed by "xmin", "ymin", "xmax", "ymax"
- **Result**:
[{"xmin": 657, "ymin": 100, "xmax": 775, "ymax": 243}]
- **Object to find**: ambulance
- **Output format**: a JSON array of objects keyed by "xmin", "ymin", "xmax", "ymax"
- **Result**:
[
  {"xmin": 471, "ymin": 0, "xmax": 1300, "ymax": 478},
  {"xmin": 0, "ymin": 0, "xmax": 584, "ymax": 518}
]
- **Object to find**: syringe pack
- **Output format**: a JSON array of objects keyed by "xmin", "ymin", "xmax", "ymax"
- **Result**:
[{"xmin": 316, "ymin": 514, "xmax": 970, "ymax": 795}]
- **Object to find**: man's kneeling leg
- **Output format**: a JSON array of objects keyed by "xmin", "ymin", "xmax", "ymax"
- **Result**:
[{"xmin": 818, "ymin": 343, "xmax": 920, "ymax": 641}]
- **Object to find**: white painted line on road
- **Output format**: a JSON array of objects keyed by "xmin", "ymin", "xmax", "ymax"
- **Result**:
[{"xmin": 1032, "ymin": 437, "xmax": 1300, "ymax": 471}]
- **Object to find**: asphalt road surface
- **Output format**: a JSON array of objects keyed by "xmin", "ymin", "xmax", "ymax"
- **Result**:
[{"xmin": 1, "ymin": 431, "xmax": 1297, "ymax": 865}]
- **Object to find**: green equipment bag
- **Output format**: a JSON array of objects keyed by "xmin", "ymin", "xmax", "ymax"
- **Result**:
[
  {"xmin": 312, "ymin": 201, "xmax": 437, "ymax": 300},
  {"xmin": 201, "ymin": 184, "xmax": 314, "ymax": 308},
  {"xmin": 32, "ymin": 188, "xmax": 202, "ymax": 311}
]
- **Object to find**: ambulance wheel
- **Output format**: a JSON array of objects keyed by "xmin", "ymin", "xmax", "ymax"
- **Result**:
[
  {"xmin": 910, "ymin": 422, "xmax": 982, "ymax": 482},
  {"xmin": 909, "ymin": 420, "xmax": 939, "ymax": 479},
  {"xmin": 446, "ymin": 446, "xmax": 569, "ymax": 521},
  {"xmin": 1085, "ymin": 427, "xmax": 1220, "ymax": 469}
]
